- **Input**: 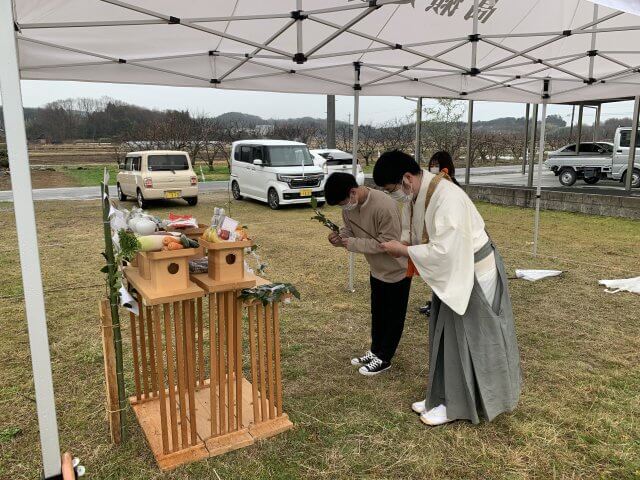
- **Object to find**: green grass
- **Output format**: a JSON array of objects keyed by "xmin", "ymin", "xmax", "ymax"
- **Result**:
[{"xmin": 0, "ymin": 196, "xmax": 639, "ymax": 479}]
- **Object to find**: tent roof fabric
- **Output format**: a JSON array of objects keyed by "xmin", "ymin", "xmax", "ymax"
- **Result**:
[{"xmin": 12, "ymin": 0, "xmax": 640, "ymax": 103}]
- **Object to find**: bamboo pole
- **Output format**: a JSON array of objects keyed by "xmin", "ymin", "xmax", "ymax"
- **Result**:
[{"xmin": 100, "ymin": 182, "xmax": 126, "ymax": 441}]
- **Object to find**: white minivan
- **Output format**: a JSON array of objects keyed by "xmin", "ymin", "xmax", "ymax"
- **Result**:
[
  {"xmin": 229, "ymin": 140, "xmax": 325, "ymax": 209},
  {"xmin": 310, "ymin": 148, "xmax": 365, "ymax": 186},
  {"xmin": 117, "ymin": 150, "xmax": 198, "ymax": 208}
]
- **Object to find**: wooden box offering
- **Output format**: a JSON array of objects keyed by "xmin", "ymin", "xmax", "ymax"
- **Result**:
[
  {"xmin": 125, "ymin": 247, "xmax": 204, "ymax": 305},
  {"xmin": 192, "ymin": 238, "xmax": 257, "ymax": 292}
]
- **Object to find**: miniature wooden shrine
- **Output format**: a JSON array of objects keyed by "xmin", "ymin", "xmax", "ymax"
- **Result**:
[{"xmin": 122, "ymin": 238, "xmax": 293, "ymax": 471}]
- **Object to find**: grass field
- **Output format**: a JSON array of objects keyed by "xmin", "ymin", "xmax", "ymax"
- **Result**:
[{"xmin": 0, "ymin": 195, "xmax": 639, "ymax": 479}]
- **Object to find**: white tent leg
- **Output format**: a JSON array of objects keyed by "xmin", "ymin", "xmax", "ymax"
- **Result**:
[
  {"xmin": 0, "ymin": 1, "xmax": 61, "ymax": 478},
  {"xmin": 465, "ymin": 100, "xmax": 474, "ymax": 185},
  {"xmin": 348, "ymin": 76, "xmax": 360, "ymax": 293},
  {"xmin": 415, "ymin": 97, "xmax": 422, "ymax": 164},
  {"xmin": 532, "ymin": 102, "xmax": 548, "ymax": 257},
  {"xmin": 625, "ymin": 95, "xmax": 640, "ymax": 191}
]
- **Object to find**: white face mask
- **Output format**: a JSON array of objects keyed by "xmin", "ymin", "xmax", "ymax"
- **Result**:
[
  {"xmin": 429, "ymin": 166, "xmax": 440, "ymax": 174},
  {"xmin": 389, "ymin": 179, "xmax": 413, "ymax": 203},
  {"xmin": 341, "ymin": 192, "xmax": 358, "ymax": 211}
]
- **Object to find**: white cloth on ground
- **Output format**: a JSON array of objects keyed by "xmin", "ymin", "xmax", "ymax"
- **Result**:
[
  {"xmin": 515, "ymin": 269, "xmax": 563, "ymax": 282},
  {"xmin": 598, "ymin": 276, "xmax": 640, "ymax": 294}
]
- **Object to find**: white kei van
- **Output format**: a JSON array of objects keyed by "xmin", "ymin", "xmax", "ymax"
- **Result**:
[
  {"xmin": 229, "ymin": 140, "xmax": 325, "ymax": 209},
  {"xmin": 116, "ymin": 150, "xmax": 198, "ymax": 208}
]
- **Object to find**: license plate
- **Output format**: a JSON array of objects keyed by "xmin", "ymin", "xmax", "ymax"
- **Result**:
[
  {"xmin": 299, "ymin": 188, "xmax": 312, "ymax": 197},
  {"xmin": 164, "ymin": 190, "xmax": 181, "ymax": 199}
]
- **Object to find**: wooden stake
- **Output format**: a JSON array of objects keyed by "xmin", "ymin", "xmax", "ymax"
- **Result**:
[
  {"xmin": 209, "ymin": 294, "xmax": 218, "ymax": 437},
  {"xmin": 99, "ymin": 299, "xmax": 121, "ymax": 444},
  {"xmin": 256, "ymin": 303, "xmax": 267, "ymax": 422},
  {"xmin": 129, "ymin": 311, "xmax": 141, "ymax": 402},
  {"xmin": 235, "ymin": 295, "xmax": 243, "ymax": 429},
  {"xmin": 152, "ymin": 305, "xmax": 169, "ymax": 454},
  {"xmin": 185, "ymin": 300, "xmax": 198, "ymax": 445},
  {"xmin": 197, "ymin": 297, "xmax": 204, "ymax": 388},
  {"xmin": 248, "ymin": 304, "xmax": 260, "ymax": 424},
  {"xmin": 265, "ymin": 303, "xmax": 275, "ymax": 420},
  {"xmin": 226, "ymin": 292, "xmax": 235, "ymax": 430},
  {"xmin": 217, "ymin": 293, "xmax": 227, "ymax": 435},
  {"xmin": 273, "ymin": 302, "xmax": 283, "ymax": 417},
  {"xmin": 146, "ymin": 306, "xmax": 157, "ymax": 397},
  {"xmin": 138, "ymin": 305, "xmax": 150, "ymax": 400},
  {"xmin": 173, "ymin": 301, "xmax": 188, "ymax": 447},
  {"xmin": 163, "ymin": 304, "xmax": 178, "ymax": 452}
]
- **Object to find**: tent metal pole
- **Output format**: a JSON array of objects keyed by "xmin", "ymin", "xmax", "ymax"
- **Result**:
[
  {"xmin": 327, "ymin": 95, "xmax": 336, "ymax": 149},
  {"xmin": 533, "ymin": 101, "xmax": 548, "ymax": 257},
  {"xmin": 625, "ymin": 95, "xmax": 640, "ymax": 191},
  {"xmin": 522, "ymin": 103, "xmax": 530, "ymax": 174},
  {"xmin": 576, "ymin": 104, "xmax": 584, "ymax": 155},
  {"xmin": 465, "ymin": 100, "xmax": 474, "ymax": 185},
  {"xmin": 348, "ymin": 66, "xmax": 361, "ymax": 293},
  {"xmin": 415, "ymin": 97, "xmax": 422, "ymax": 164},
  {"xmin": 594, "ymin": 105, "xmax": 601, "ymax": 141},
  {"xmin": 0, "ymin": 1, "xmax": 61, "ymax": 477},
  {"xmin": 527, "ymin": 103, "xmax": 539, "ymax": 187},
  {"xmin": 569, "ymin": 105, "xmax": 575, "ymax": 139}
]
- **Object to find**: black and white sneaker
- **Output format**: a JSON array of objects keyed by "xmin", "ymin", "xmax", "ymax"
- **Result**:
[
  {"xmin": 358, "ymin": 357, "xmax": 391, "ymax": 376},
  {"xmin": 350, "ymin": 350, "xmax": 376, "ymax": 366}
]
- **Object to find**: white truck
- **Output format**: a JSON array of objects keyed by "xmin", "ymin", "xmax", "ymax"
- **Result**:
[{"xmin": 545, "ymin": 127, "xmax": 640, "ymax": 188}]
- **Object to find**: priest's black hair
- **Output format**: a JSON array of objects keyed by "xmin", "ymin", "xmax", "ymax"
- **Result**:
[
  {"xmin": 373, "ymin": 150, "xmax": 420, "ymax": 186},
  {"xmin": 324, "ymin": 172, "xmax": 358, "ymax": 206},
  {"xmin": 429, "ymin": 151, "xmax": 460, "ymax": 186}
]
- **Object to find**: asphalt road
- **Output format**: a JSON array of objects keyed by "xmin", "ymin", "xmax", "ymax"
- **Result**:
[{"xmin": 0, "ymin": 180, "xmax": 229, "ymax": 202}]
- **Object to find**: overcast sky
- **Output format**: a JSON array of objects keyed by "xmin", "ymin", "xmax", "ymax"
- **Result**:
[{"xmin": 14, "ymin": 80, "xmax": 637, "ymax": 126}]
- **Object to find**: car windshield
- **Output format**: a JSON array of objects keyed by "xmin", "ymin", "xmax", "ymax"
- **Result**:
[
  {"xmin": 266, "ymin": 146, "xmax": 314, "ymax": 167},
  {"xmin": 147, "ymin": 154, "xmax": 189, "ymax": 171}
]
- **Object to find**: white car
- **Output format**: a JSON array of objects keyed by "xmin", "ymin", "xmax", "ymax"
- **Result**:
[
  {"xmin": 310, "ymin": 149, "xmax": 365, "ymax": 186},
  {"xmin": 117, "ymin": 150, "xmax": 198, "ymax": 208},
  {"xmin": 229, "ymin": 140, "xmax": 325, "ymax": 209}
]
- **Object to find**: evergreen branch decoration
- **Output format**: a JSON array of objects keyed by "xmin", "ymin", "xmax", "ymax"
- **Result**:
[
  {"xmin": 310, "ymin": 197, "xmax": 339, "ymax": 233},
  {"xmin": 239, "ymin": 283, "xmax": 300, "ymax": 306}
]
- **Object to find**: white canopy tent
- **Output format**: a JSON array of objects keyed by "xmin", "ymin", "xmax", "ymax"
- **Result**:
[{"xmin": 2, "ymin": 0, "xmax": 640, "ymax": 476}]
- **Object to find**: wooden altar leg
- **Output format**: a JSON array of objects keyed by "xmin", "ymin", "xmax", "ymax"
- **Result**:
[
  {"xmin": 226, "ymin": 291, "xmax": 235, "ymax": 431},
  {"xmin": 138, "ymin": 306, "xmax": 150, "ymax": 400},
  {"xmin": 197, "ymin": 297, "xmax": 204, "ymax": 388},
  {"xmin": 217, "ymin": 293, "xmax": 227, "ymax": 435},
  {"xmin": 273, "ymin": 302, "xmax": 283, "ymax": 417},
  {"xmin": 163, "ymin": 304, "xmax": 178, "ymax": 452},
  {"xmin": 184, "ymin": 300, "xmax": 198, "ymax": 445},
  {"xmin": 265, "ymin": 303, "xmax": 275, "ymax": 420},
  {"xmin": 173, "ymin": 301, "xmax": 189, "ymax": 448},
  {"xmin": 209, "ymin": 295, "xmax": 218, "ymax": 436},
  {"xmin": 248, "ymin": 304, "xmax": 260, "ymax": 423},
  {"xmin": 152, "ymin": 305, "xmax": 169, "ymax": 454},
  {"xmin": 256, "ymin": 303, "xmax": 267, "ymax": 422},
  {"xmin": 129, "ymin": 311, "xmax": 141, "ymax": 402},
  {"xmin": 235, "ymin": 295, "xmax": 243, "ymax": 429},
  {"xmin": 146, "ymin": 306, "xmax": 157, "ymax": 397}
]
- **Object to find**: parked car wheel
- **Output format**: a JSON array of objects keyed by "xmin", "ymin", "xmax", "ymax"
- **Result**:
[
  {"xmin": 136, "ymin": 189, "xmax": 147, "ymax": 209},
  {"xmin": 583, "ymin": 176, "xmax": 600, "ymax": 185},
  {"xmin": 559, "ymin": 168, "xmax": 577, "ymax": 186},
  {"xmin": 268, "ymin": 188, "xmax": 280, "ymax": 210},
  {"xmin": 622, "ymin": 168, "xmax": 640, "ymax": 188},
  {"xmin": 117, "ymin": 183, "xmax": 127, "ymax": 201},
  {"xmin": 185, "ymin": 196, "xmax": 198, "ymax": 206},
  {"xmin": 231, "ymin": 181, "xmax": 243, "ymax": 200}
]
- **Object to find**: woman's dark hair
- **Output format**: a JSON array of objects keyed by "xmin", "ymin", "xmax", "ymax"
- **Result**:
[
  {"xmin": 429, "ymin": 151, "xmax": 460, "ymax": 186},
  {"xmin": 373, "ymin": 150, "xmax": 421, "ymax": 186},
  {"xmin": 324, "ymin": 172, "xmax": 358, "ymax": 205}
]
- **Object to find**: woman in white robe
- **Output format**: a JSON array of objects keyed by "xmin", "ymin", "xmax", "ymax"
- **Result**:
[{"xmin": 373, "ymin": 150, "xmax": 521, "ymax": 426}]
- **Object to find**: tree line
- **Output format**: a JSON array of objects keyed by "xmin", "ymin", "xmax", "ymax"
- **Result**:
[{"xmin": 0, "ymin": 97, "xmax": 633, "ymax": 169}]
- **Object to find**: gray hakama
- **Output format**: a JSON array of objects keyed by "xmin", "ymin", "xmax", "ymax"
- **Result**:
[{"xmin": 426, "ymin": 239, "xmax": 521, "ymax": 424}]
